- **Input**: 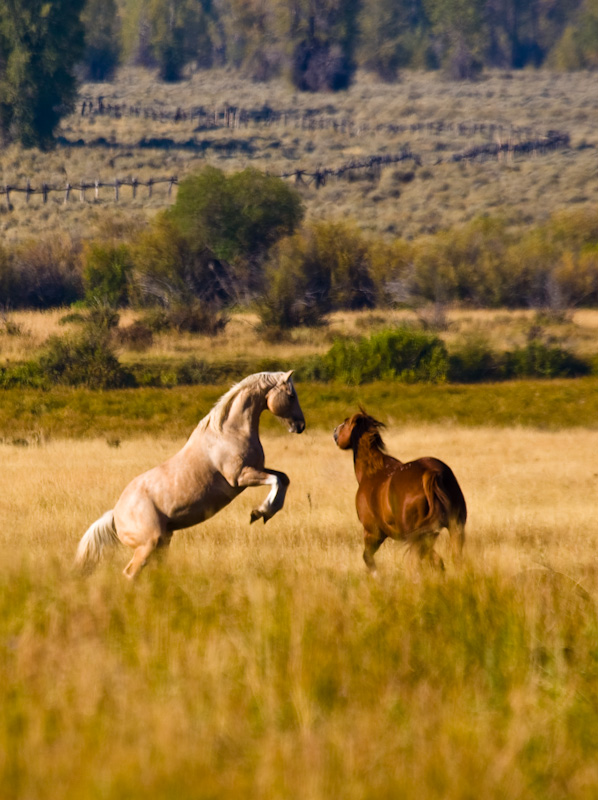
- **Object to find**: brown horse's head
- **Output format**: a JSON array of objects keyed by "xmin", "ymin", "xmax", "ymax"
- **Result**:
[
  {"xmin": 333, "ymin": 407, "xmax": 386, "ymax": 451},
  {"xmin": 267, "ymin": 371, "xmax": 306, "ymax": 433}
]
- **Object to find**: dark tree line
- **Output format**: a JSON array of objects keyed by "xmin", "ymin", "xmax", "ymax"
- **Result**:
[
  {"xmin": 105, "ymin": 0, "xmax": 598, "ymax": 82},
  {"xmin": 0, "ymin": 0, "xmax": 85, "ymax": 148},
  {"xmin": 1, "ymin": 0, "xmax": 597, "ymax": 148}
]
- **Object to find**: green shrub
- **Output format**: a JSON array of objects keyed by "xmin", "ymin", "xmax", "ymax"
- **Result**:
[
  {"xmin": 310, "ymin": 221, "xmax": 377, "ymax": 310},
  {"xmin": 553, "ymin": 248, "xmax": 598, "ymax": 307},
  {"xmin": 259, "ymin": 221, "xmax": 382, "ymax": 330},
  {"xmin": 304, "ymin": 327, "xmax": 449, "ymax": 384},
  {"xmin": 504, "ymin": 340, "xmax": 590, "ymax": 379},
  {"xmin": 83, "ymin": 242, "xmax": 132, "ymax": 307},
  {"xmin": 38, "ymin": 330, "xmax": 129, "ymax": 389},
  {"xmin": 258, "ymin": 234, "xmax": 330, "ymax": 330},
  {"xmin": 449, "ymin": 334, "xmax": 505, "ymax": 382},
  {"xmin": 141, "ymin": 301, "xmax": 228, "ymax": 335},
  {"xmin": 411, "ymin": 217, "xmax": 513, "ymax": 306},
  {"xmin": 115, "ymin": 321, "xmax": 154, "ymax": 352},
  {"xmin": 9, "ymin": 235, "xmax": 83, "ymax": 309},
  {"xmin": 0, "ymin": 244, "xmax": 17, "ymax": 305},
  {"xmin": 368, "ymin": 237, "xmax": 414, "ymax": 306},
  {"xmin": 131, "ymin": 215, "xmax": 235, "ymax": 307},
  {"xmin": 0, "ymin": 361, "xmax": 44, "ymax": 389}
]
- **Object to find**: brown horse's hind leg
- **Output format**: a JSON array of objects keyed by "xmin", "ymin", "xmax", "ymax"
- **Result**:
[
  {"xmin": 363, "ymin": 531, "xmax": 385, "ymax": 574},
  {"xmin": 415, "ymin": 533, "xmax": 445, "ymax": 571},
  {"xmin": 448, "ymin": 519, "xmax": 465, "ymax": 564}
]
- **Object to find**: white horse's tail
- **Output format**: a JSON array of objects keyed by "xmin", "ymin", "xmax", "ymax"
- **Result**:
[{"xmin": 74, "ymin": 510, "xmax": 119, "ymax": 573}]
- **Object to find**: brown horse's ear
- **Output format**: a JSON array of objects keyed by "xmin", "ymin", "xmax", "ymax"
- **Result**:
[
  {"xmin": 281, "ymin": 370, "xmax": 294, "ymax": 383},
  {"xmin": 358, "ymin": 403, "xmax": 368, "ymax": 416}
]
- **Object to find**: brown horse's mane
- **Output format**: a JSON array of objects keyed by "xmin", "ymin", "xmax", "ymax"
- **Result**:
[{"xmin": 353, "ymin": 410, "xmax": 388, "ymax": 473}]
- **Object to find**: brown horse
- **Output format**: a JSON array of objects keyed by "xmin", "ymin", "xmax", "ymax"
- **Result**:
[
  {"xmin": 75, "ymin": 371, "xmax": 305, "ymax": 578},
  {"xmin": 334, "ymin": 409, "xmax": 466, "ymax": 573}
]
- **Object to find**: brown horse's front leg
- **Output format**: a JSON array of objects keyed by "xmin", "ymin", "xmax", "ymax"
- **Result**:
[
  {"xmin": 363, "ymin": 531, "xmax": 385, "ymax": 575},
  {"xmin": 236, "ymin": 466, "xmax": 290, "ymax": 524}
]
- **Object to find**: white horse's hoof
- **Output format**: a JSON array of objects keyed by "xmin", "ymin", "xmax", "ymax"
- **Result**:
[{"xmin": 250, "ymin": 509, "xmax": 270, "ymax": 524}]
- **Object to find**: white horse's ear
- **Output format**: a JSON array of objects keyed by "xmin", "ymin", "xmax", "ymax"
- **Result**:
[{"xmin": 281, "ymin": 370, "xmax": 294, "ymax": 383}]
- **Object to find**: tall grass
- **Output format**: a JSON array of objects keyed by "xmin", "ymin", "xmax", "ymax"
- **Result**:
[{"xmin": 1, "ymin": 427, "xmax": 598, "ymax": 798}]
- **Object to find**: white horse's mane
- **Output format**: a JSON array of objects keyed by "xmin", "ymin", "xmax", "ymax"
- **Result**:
[{"xmin": 200, "ymin": 372, "xmax": 284, "ymax": 431}]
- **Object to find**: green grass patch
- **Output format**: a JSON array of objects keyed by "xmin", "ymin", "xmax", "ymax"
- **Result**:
[{"xmin": 1, "ymin": 379, "xmax": 597, "ymax": 440}]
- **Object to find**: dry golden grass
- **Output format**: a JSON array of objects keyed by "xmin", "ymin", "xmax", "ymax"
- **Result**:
[
  {"xmin": 2, "ymin": 425, "xmax": 598, "ymax": 797},
  {"xmin": 1, "ymin": 68, "xmax": 598, "ymax": 242},
  {"xmin": 3, "ymin": 306, "xmax": 598, "ymax": 365},
  {"xmin": 5, "ymin": 425, "xmax": 594, "ymax": 580}
]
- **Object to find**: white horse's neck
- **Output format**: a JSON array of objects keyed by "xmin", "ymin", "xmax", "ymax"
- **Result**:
[{"xmin": 197, "ymin": 372, "xmax": 281, "ymax": 436}]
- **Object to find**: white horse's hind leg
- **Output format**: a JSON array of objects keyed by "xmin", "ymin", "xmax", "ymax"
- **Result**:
[
  {"xmin": 114, "ymin": 492, "xmax": 166, "ymax": 579},
  {"xmin": 123, "ymin": 538, "xmax": 161, "ymax": 579}
]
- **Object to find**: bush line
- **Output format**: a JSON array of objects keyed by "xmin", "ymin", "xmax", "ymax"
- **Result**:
[{"xmin": 1, "ymin": 327, "xmax": 595, "ymax": 391}]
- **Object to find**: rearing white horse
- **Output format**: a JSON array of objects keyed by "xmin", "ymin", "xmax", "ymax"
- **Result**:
[{"xmin": 75, "ymin": 370, "xmax": 305, "ymax": 578}]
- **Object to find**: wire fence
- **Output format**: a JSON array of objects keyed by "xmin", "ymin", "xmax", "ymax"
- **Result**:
[
  {"xmin": 0, "ymin": 131, "xmax": 572, "ymax": 207},
  {"xmin": 78, "ymin": 97, "xmax": 558, "ymax": 142}
]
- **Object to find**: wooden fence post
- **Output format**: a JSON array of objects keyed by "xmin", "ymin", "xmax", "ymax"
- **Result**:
[
  {"xmin": 42, "ymin": 183, "xmax": 48, "ymax": 204},
  {"xmin": 148, "ymin": 178, "xmax": 153, "ymax": 198},
  {"xmin": 132, "ymin": 177, "xmax": 138, "ymax": 199},
  {"xmin": 25, "ymin": 180, "xmax": 31, "ymax": 203},
  {"xmin": 64, "ymin": 182, "xmax": 71, "ymax": 204},
  {"xmin": 114, "ymin": 179, "xmax": 119, "ymax": 202},
  {"xmin": 95, "ymin": 180, "xmax": 100, "ymax": 200}
]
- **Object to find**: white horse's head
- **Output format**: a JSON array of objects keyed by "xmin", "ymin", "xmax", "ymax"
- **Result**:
[{"xmin": 266, "ymin": 371, "xmax": 305, "ymax": 433}]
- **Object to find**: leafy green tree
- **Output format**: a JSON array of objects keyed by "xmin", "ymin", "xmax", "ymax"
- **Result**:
[
  {"xmin": 0, "ymin": 0, "xmax": 85, "ymax": 148},
  {"xmin": 148, "ymin": 0, "xmax": 187, "ymax": 80},
  {"xmin": 80, "ymin": 0, "xmax": 121, "ymax": 80},
  {"xmin": 358, "ymin": 0, "xmax": 428, "ymax": 79},
  {"xmin": 550, "ymin": 0, "xmax": 598, "ymax": 68},
  {"xmin": 123, "ymin": 0, "xmax": 209, "ymax": 79},
  {"xmin": 423, "ymin": 0, "xmax": 486, "ymax": 76},
  {"xmin": 169, "ymin": 166, "xmax": 304, "ymax": 294},
  {"xmin": 284, "ymin": 0, "xmax": 361, "ymax": 90},
  {"xmin": 217, "ymin": 0, "xmax": 282, "ymax": 78}
]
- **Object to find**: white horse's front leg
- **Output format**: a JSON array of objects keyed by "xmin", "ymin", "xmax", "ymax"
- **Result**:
[{"xmin": 236, "ymin": 467, "xmax": 290, "ymax": 524}]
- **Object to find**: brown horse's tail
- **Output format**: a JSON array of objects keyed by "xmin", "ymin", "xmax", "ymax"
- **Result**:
[
  {"xmin": 422, "ymin": 469, "xmax": 467, "ymax": 557},
  {"xmin": 74, "ymin": 510, "xmax": 119, "ymax": 574}
]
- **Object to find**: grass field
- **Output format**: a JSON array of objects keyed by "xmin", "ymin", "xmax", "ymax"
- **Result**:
[{"xmin": 2, "ymin": 424, "xmax": 598, "ymax": 798}]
